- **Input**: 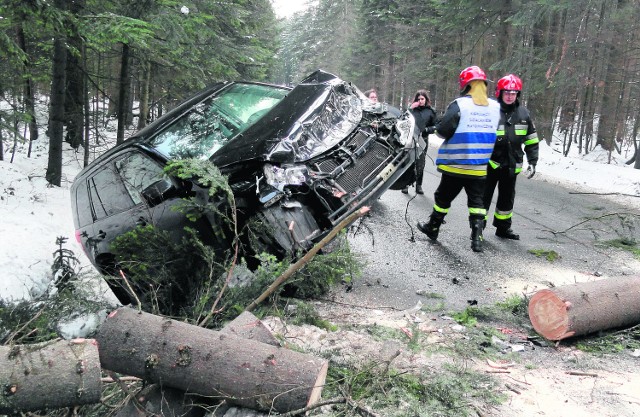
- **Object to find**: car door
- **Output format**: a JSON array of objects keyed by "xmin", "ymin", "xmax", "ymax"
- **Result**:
[
  {"xmin": 82, "ymin": 155, "xmax": 144, "ymax": 269},
  {"xmin": 114, "ymin": 151, "xmax": 192, "ymax": 242},
  {"xmin": 80, "ymin": 151, "xmax": 174, "ymax": 268}
]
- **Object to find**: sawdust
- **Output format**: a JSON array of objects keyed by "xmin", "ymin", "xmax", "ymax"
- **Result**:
[{"xmin": 263, "ymin": 300, "xmax": 640, "ymax": 417}]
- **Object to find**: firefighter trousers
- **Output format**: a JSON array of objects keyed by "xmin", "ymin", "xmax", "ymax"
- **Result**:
[
  {"xmin": 433, "ymin": 173, "xmax": 486, "ymax": 217},
  {"xmin": 482, "ymin": 166, "xmax": 517, "ymax": 230}
]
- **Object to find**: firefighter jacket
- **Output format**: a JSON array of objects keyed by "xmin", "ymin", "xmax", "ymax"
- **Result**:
[
  {"xmin": 434, "ymin": 96, "xmax": 500, "ymax": 178},
  {"xmin": 490, "ymin": 102, "xmax": 539, "ymax": 175}
]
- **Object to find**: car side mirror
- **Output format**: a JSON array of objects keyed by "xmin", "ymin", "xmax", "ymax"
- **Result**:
[{"xmin": 141, "ymin": 178, "xmax": 176, "ymax": 207}]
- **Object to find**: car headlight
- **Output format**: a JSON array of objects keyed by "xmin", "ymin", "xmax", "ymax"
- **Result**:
[
  {"xmin": 395, "ymin": 111, "xmax": 417, "ymax": 147},
  {"xmin": 263, "ymin": 164, "xmax": 308, "ymax": 190}
]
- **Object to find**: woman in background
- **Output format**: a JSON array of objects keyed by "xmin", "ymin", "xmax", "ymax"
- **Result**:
[{"xmin": 402, "ymin": 89, "xmax": 437, "ymax": 195}]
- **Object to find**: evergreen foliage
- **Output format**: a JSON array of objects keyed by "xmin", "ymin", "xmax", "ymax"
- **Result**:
[
  {"xmin": 0, "ymin": 281, "xmax": 112, "ymax": 345},
  {"xmin": 274, "ymin": 0, "xmax": 640, "ymax": 164},
  {"xmin": 110, "ymin": 222, "xmax": 361, "ymax": 327},
  {"xmin": 51, "ymin": 236, "xmax": 80, "ymax": 292},
  {"xmin": 326, "ymin": 361, "xmax": 503, "ymax": 416},
  {"xmin": 110, "ymin": 224, "xmax": 221, "ymax": 318},
  {"xmin": 3, "ymin": 0, "xmax": 639, "ymax": 171}
]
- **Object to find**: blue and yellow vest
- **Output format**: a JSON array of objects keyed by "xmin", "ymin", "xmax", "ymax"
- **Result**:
[{"xmin": 436, "ymin": 97, "xmax": 500, "ymax": 177}]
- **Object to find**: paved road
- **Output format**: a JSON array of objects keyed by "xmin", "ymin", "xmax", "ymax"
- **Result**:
[{"xmin": 338, "ymin": 146, "xmax": 640, "ymax": 312}]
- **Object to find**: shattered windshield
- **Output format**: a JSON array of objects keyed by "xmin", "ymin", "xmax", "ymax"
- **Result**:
[{"xmin": 148, "ymin": 83, "xmax": 288, "ymax": 160}]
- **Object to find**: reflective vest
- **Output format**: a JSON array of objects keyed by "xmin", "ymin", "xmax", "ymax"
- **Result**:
[{"xmin": 436, "ymin": 97, "xmax": 500, "ymax": 177}]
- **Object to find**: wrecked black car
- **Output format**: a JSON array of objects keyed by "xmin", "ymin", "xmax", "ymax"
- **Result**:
[{"xmin": 71, "ymin": 70, "xmax": 424, "ymax": 304}]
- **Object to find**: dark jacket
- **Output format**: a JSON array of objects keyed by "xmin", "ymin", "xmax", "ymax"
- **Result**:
[
  {"xmin": 490, "ymin": 102, "xmax": 539, "ymax": 175},
  {"xmin": 409, "ymin": 105, "xmax": 437, "ymax": 138}
]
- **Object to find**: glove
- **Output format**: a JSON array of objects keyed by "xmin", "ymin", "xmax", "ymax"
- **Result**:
[
  {"xmin": 525, "ymin": 164, "xmax": 536, "ymax": 179},
  {"xmin": 425, "ymin": 126, "xmax": 436, "ymax": 135}
]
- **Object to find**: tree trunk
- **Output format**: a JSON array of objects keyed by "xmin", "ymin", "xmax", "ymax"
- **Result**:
[
  {"xmin": 528, "ymin": 276, "xmax": 640, "ymax": 340},
  {"xmin": 594, "ymin": 1, "xmax": 620, "ymax": 152},
  {"xmin": 45, "ymin": 0, "xmax": 67, "ymax": 186},
  {"xmin": 0, "ymin": 339, "xmax": 102, "ymax": 414},
  {"xmin": 63, "ymin": 0, "xmax": 86, "ymax": 151},
  {"xmin": 83, "ymin": 43, "xmax": 91, "ymax": 167},
  {"xmin": 117, "ymin": 42, "xmax": 131, "ymax": 145},
  {"xmin": 96, "ymin": 308, "xmax": 328, "ymax": 413},
  {"xmin": 218, "ymin": 311, "xmax": 280, "ymax": 346},
  {"xmin": 137, "ymin": 59, "xmax": 150, "ymax": 130},
  {"xmin": 64, "ymin": 36, "xmax": 84, "ymax": 150},
  {"xmin": 15, "ymin": 23, "xmax": 38, "ymax": 146},
  {"xmin": 115, "ymin": 311, "xmax": 275, "ymax": 417}
]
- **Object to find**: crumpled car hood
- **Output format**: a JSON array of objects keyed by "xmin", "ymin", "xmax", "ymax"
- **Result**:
[{"xmin": 210, "ymin": 70, "xmax": 362, "ymax": 168}]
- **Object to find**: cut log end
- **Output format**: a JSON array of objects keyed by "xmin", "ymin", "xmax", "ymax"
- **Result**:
[
  {"xmin": 307, "ymin": 360, "xmax": 329, "ymax": 407},
  {"xmin": 528, "ymin": 289, "xmax": 573, "ymax": 340},
  {"xmin": 529, "ymin": 276, "xmax": 640, "ymax": 341}
]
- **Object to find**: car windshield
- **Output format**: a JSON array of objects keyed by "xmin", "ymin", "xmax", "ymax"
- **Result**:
[{"xmin": 148, "ymin": 83, "xmax": 288, "ymax": 160}]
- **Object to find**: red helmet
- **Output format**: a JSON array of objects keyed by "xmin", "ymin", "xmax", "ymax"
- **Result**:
[
  {"xmin": 459, "ymin": 66, "xmax": 487, "ymax": 90},
  {"xmin": 495, "ymin": 74, "xmax": 523, "ymax": 98}
]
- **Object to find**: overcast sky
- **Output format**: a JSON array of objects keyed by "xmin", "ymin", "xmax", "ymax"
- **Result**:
[{"xmin": 271, "ymin": 0, "xmax": 311, "ymax": 18}]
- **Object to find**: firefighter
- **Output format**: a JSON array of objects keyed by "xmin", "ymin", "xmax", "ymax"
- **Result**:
[
  {"xmin": 417, "ymin": 66, "xmax": 500, "ymax": 252},
  {"xmin": 483, "ymin": 74, "xmax": 540, "ymax": 240}
]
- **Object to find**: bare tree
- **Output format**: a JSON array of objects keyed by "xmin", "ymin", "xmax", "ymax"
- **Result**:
[{"xmin": 46, "ymin": 0, "xmax": 67, "ymax": 186}]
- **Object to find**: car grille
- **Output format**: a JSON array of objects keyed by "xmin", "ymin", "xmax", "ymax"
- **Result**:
[
  {"xmin": 335, "ymin": 142, "xmax": 390, "ymax": 193},
  {"xmin": 316, "ymin": 131, "xmax": 392, "ymax": 194}
]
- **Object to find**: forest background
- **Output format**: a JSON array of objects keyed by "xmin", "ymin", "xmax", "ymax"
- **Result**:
[
  {"xmin": 1, "ymin": 0, "xmax": 639, "ymax": 182},
  {"xmin": 1, "ymin": 2, "xmax": 640, "ymax": 414}
]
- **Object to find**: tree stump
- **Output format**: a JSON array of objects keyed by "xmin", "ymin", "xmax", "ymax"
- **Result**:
[
  {"xmin": 96, "ymin": 307, "xmax": 328, "ymax": 413},
  {"xmin": 528, "ymin": 275, "xmax": 640, "ymax": 340},
  {"xmin": 0, "ymin": 338, "xmax": 102, "ymax": 413}
]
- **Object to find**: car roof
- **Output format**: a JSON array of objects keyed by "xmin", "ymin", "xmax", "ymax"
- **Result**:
[{"xmin": 72, "ymin": 70, "xmax": 352, "ymax": 185}]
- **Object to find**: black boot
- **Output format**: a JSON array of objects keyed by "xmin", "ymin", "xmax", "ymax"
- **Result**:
[
  {"xmin": 417, "ymin": 212, "xmax": 446, "ymax": 241},
  {"xmin": 469, "ymin": 217, "xmax": 485, "ymax": 252},
  {"xmin": 416, "ymin": 184, "xmax": 424, "ymax": 194},
  {"xmin": 496, "ymin": 228, "xmax": 520, "ymax": 240}
]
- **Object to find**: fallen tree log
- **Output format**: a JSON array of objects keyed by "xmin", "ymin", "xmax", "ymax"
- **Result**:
[
  {"xmin": 115, "ymin": 311, "xmax": 279, "ymax": 417},
  {"xmin": 0, "ymin": 338, "xmax": 102, "ymax": 413},
  {"xmin": 219, "ymin": 311, "xmax": 280, "ymax": 347},
  {"xmin": 528, "ymin": 275, "xmax": 640, "ymax": 340},
  {"xmin": 97, "ymin": 307, "xmax": 327, "ymax": 413}
]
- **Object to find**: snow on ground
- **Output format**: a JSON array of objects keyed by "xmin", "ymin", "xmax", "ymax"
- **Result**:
[
  {"xmin": 1, "ymin": 126, "xmax": 639, "ymax": 305},
  {"xmin": 538, "ymin": 136, "xmax": 640, "ymax": 205},
  {"xmin": 0, "ymin": 141, "xmax": 89, "ymax": 301}
]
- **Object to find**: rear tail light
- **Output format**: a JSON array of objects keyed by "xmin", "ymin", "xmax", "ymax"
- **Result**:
[{"xmin": 75, "ymin": 229, "xmax": 91, "ymax": 258}]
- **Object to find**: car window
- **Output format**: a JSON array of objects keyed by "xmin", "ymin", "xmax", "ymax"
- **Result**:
[
  {"xmin": 148, "ymin": 83, "xmax": 288, "ymax": 160},
  {"xmin": 75, "ymin": 180, "xmax": 93, "ymax": 227},
  {"xmin": 89, "ymin": 165, "xmax": 135, "ymax": 219},
  {"xmin": 115, "ymin": 152, "xmax": 166, "ymax": 205}
]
